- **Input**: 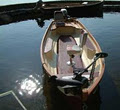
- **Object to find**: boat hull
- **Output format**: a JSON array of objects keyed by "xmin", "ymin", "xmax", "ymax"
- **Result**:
[{"xmin": 40, "ymin": 16, "xmax": 105, "ymax": 101}]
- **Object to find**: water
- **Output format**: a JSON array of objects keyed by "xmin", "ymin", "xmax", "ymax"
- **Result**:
[
  {"xmin": 0, "ymin": 12, "xmax": 120, "ymax": 110},
  {"xmin": 0, "ymin": 0, "xmax": 120, "ymax": 6},
  {"xmin": 0, "ymin": 0, "xmax": 38, "ymax": 6}
]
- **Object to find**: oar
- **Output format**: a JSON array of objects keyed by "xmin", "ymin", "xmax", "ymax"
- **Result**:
[{"xmin": 74, "ymin": 52, "xmax": 108, "ymax": 80}]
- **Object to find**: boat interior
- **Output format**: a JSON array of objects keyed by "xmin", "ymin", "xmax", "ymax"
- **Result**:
[{"xmin": 42, "ymin": 9, "xmax": 103, "ymax": 86}]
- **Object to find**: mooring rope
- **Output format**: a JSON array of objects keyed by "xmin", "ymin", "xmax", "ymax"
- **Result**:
[{"xmin": 0, "ymin": 90, "xmax": 27, "ymax": 110}]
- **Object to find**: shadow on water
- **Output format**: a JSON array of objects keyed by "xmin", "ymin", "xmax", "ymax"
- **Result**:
[
  {"xmin": 0, "ymin": 7, "xmax": 103, "ymax": 26},
  {"xmin": 86, "ymin": 69, "xmax": 120, "ymax": 110},
  {"xmin": 99, "ymin": 69, "xmax": 120, "ymax": 110},
  {"xmin": 43, "ymin": 68, "xmax": 120, "ymax": 110},
  {"xmin": 0, "ymin": 9, "xmax": 46, "ymax": 26},
  {"xmin": 43, "ymin": 72, "xmax": 82, "ymax": 110},
  {"xmin": 43, "ymin": 70, "xmax": 101, "ymax": 110}
]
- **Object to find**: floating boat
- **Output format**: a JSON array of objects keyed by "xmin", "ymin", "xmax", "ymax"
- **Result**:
[
  {"xmin": 40, "ymin": 9, "xmax": 108, "ymax": 102},
  {"xmin": 37, "ymin": 0, "xmax": 103, "ymax": 17}
]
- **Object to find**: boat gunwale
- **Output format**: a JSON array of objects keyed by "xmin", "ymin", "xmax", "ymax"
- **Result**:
[
  {"xmin": 78, "ymin": 19, "xmax": 105, "ymax": 99},
  {"xmin": 40, "ymin": 21, "xmax": 54, "ymax": 76}
]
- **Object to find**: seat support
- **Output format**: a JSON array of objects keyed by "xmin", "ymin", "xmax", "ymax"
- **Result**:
[{"xmin": 67, "ymin": 45, "xmax": 82, "ymax": 66}]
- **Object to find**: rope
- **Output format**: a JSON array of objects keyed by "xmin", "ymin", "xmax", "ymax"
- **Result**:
[{"xmin": 0, "ymin": 90, "xmax": 27, "ymax": 110}]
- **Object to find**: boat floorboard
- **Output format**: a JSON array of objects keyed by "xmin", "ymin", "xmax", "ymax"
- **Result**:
[
  {"xmin": 57, "ymin": 35, "xmax": 84, "ymax": 77},
  {"xmin": 57, "ymin": 35, "xmax": 99, "ymax": 78}
]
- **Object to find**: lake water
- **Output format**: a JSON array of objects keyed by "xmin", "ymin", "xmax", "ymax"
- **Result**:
[{"xmin": 0, "ymin": 12, "xmax": 120, "ymax": 110}]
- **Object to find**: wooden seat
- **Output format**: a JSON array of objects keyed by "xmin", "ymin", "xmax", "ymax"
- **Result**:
[{"xmin": 67, "ymin": 45, "xmax": 82, "ymax": 56}]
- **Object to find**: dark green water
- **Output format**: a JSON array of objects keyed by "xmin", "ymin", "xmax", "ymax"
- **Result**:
[{"xmin": 0, "ymin": 12, "xmax": 120, "ymax": 110}]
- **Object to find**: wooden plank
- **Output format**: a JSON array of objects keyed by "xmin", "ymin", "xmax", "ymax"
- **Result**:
[
  {"xmin": 57, "ymin": 35, "xmax": 99, "ymax": 80},
  {"xmin": 57, "ymin": 35, "xmax": 84, "ymax": 76}
]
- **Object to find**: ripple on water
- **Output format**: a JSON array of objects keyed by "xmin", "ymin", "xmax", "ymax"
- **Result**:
[{"xmin": 15, "ymin": 74, "xmax": 43, "ymax": 98}]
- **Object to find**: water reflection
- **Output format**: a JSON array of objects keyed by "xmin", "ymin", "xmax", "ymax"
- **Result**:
[
  {"xmin": 35, "ymin": 18, "xmax": 45, "ymax": 27},
  {"xmin": 43, "ymin": 73, "xmax": 101, "ymax": 110},
  {"xmin": 0, "ymin": 7, "xmax": 103, "ymax": 26},
  {"xmin": 16, "ymin": 74, "xmax": 43, "ymax": 97}
]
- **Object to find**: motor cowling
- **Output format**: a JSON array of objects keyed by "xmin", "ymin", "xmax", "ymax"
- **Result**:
[{"xmin": 49, "ymin": 75, "xmax": 88, "ymax": 96}]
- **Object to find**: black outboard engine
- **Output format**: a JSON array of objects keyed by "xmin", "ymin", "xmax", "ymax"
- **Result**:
[
  {"xmin": 49, "ymin": 75, "xmax": 88, "ymax": 96},
  {"xmin": 63, "ymin": 76, "xmax": 88, "ymax": 95}
]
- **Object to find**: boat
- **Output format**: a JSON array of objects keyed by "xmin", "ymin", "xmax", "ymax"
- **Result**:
[
  {"xmin": 40, "ymin": 9, "xmax": 108, "ymax": 102},
  {"xmin": 35, "ymin": 0, "xmax": 103, "ymax": 17}
]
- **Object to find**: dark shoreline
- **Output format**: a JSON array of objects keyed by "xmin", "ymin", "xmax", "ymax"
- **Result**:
[
  {"xmin": 0, "ymin": 1, "xmax": 120, "ymax": 12},
  {"xmin": 0, "ymin": 1, "xmax": 120, "ymax": 26}
]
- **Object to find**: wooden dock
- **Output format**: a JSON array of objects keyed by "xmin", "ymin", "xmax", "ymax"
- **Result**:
[
  {"xmin": 0, "ymin": 0, "xmax": 120, "ymax": 7},
  {"xmin": 0, "ymin": 0, "xmax": 120, "ymax": 12},
  {"xmin": 0, "ymin": 0, "xmax": 120, "ymax": 26}
]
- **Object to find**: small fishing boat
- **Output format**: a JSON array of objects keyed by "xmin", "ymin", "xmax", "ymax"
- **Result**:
[{"xmin": 40, "ymin": 9, "xmax": 108, "ymax": 102}]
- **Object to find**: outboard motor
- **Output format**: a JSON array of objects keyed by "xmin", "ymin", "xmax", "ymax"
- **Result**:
[
  {"xmin": 61, "ymin": 9, "xmax": 70, "ymax": 19},
  {"xmin": 62, "ymin": 76, "xmax": 88, "ymax": 95},
  {"xmin": 49, "ymin": 75, "xmax": 88, "ymax": 96}
]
